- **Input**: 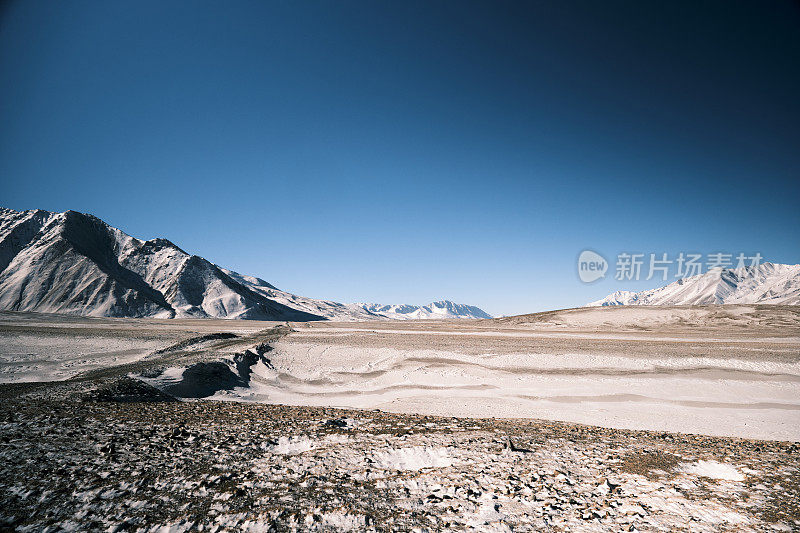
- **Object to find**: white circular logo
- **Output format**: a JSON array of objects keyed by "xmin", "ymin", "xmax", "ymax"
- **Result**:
[{"xmin": 577, "ymin": 250, "xmax": 607, "ymax": 283}]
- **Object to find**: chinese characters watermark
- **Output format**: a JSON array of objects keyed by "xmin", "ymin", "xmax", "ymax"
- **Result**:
[{"xmin": 578, "ymin": 250, "xmax": 762, "ymax": 283}]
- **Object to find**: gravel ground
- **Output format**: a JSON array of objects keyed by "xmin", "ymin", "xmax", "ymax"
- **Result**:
[{"xmin": 1, "ymin": 379, "xmax": 798, "ymax": 532}]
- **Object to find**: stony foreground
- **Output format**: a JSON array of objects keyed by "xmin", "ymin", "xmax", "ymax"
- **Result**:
[{"xmin": 1, "ymin": 380, "xmax": 798, "ymax": 532}]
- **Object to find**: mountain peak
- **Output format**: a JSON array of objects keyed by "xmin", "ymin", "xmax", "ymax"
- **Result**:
[{"xmin": 144, "ymin": 237, "xmax": 185, "ymax": 251}]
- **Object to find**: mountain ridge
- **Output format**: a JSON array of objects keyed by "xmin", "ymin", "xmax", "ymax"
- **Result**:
[
  {"xmin": 0, "ymin": 208, "xmax": 491, "ymax": 321},
  {"xmin": 358, "ymin": 300, "xmax": 493, "ymax": 320},
  {"xmin": 587, "ymin": 262, "xmax": 800, "ymax": 307}
]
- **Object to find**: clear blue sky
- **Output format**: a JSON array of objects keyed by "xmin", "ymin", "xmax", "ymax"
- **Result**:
[{"xmin": 1, "ymin": 1, "xmax": 799, "ymax": 316}]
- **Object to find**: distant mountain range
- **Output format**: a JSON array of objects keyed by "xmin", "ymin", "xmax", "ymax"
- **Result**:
[
  {"xmin": 358, "ymin": 301, "xmax": 493, "ymax": 320},
  {"xmin": 588, "ymin": 262, "xmax": 800, "ymax": 307},
  {"xmin": 0, "ymin": 208, "xmax": 491, "ymax": 321}
]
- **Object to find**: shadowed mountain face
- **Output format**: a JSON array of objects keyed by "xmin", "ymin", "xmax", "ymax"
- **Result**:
[{"xmin": 0, "ymin": 208, "xmax": 325, "ymax": 320}]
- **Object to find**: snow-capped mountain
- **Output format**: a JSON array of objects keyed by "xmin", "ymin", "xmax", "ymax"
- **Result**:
[
  {"xmin": 0, "ymin": 208, "xmax": 489, "ymax": 321},
  {"xmin": 359, "ymin": 301, "xmax": 493, "ymax": 320},
  {"xmin": 0, "ymin": 208, "xmax": 328, "ymax": 320},
  {"xmin": 587, "ymin": 263, "xmax": 800, "ymax": 307}
]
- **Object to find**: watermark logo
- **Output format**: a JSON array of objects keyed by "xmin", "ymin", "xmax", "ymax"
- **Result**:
[
  {"xmin": 577, "ymin": 250, "xmax": 763, "ymax": 283},
  {"xmin": 577, "ymin": 250, "xmax": 608, "ymax": 283}
]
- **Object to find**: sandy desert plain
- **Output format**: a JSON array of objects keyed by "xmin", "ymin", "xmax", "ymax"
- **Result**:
[{"xmin": 1, "ymin": 304, "xmax": 799, "ymax": 531}]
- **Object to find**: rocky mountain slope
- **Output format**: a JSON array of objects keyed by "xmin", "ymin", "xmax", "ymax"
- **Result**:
[
  {"xmin": 0, "ymin": 208, "xmax": 490, "ymax": 321},
  {"xmin": 588, "ymin": 262, "xmax": 800, "ymax": 306}
]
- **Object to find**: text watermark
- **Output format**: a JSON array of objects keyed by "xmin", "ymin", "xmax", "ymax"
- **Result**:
[{"xmin": 578, "ymin": 251, "xmax": 763, "ymax": 283}]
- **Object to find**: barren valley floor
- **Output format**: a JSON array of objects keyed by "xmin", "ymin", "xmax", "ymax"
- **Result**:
[{"xmin": 1, "ymin": 305, "xmax": 798, "ymax": 531}]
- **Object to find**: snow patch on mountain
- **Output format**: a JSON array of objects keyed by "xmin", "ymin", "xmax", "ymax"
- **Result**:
[{"xmin": 588, "ymin": 263, "xmax": 800, "ymax": 307}]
